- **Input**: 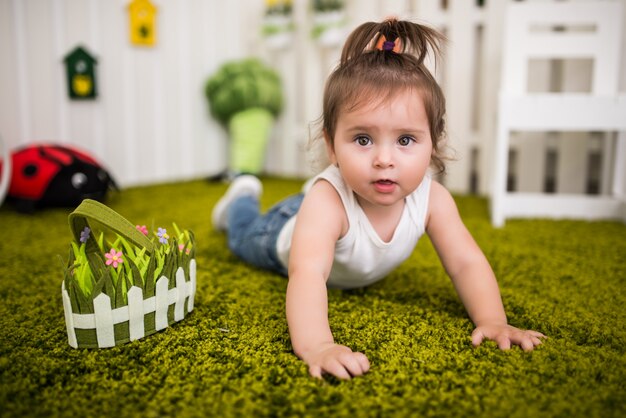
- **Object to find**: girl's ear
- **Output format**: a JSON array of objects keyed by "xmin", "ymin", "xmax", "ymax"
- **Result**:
[{"xmin": 324, "ymin": 130, "xmax": 338, "ymax": 166}]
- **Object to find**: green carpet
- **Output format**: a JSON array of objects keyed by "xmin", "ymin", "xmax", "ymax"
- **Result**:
[{"xmin": 1, "ymin": 177, "xmax": 624, "ymax": 418}]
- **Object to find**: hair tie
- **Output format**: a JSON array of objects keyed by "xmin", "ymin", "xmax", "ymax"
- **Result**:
[{"xmin": 375, "ymin": 34, "xmax": 402, "ymax": 53}]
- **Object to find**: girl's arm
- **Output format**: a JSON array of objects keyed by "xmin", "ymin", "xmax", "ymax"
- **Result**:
[
  {"xmin": 286, "ymin": 180, "xmax": 370, "ymax": 379},
  {"xmin": 425, "ymin": 181, "xmax": 545, "ymax": 350}
]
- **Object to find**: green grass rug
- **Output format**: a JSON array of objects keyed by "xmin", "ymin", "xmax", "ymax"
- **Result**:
[{"xmin": 1, "ymin": 177, "xmax": 625, "ymax": 418}]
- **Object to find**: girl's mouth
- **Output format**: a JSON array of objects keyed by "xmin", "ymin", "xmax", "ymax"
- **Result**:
[{"xmin": 373, "ymin": 179, "xmax": 396, "ymax": 193}]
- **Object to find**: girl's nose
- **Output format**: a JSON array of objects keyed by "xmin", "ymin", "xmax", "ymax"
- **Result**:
[{"xmin": 373, "ymin": 145, "xmax": 394, "ymax": 168}]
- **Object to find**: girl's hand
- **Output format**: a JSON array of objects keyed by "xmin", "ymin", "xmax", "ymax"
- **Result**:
[
  {"xmin": 472, "ymin": 324, "xmax": 547, "ymax": 351},
  {"xmin": 303, "ymin": 343, "xmax": 370, "ymax": 380}
]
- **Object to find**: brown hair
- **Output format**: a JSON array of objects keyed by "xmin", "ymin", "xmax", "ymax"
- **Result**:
[{"xmin": 315, "ymin": 18, "xmax": 449, "ymax": 174}]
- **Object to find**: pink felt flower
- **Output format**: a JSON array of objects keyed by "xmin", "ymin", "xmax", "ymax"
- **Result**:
[
  {"xmin": 136, "ymin": 225, "xmax": 148, "ymax": 236},
  {"xmin": 105, "ymin": 248, "xmax": 124, "ymax": 268}
]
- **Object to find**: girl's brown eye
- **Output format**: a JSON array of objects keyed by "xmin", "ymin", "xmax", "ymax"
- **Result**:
[
  {"xmin": 355, "ymin": 136, "xmax": 371, "ymax": 146},
  {"xmin": 398, "ymin": 136, "xmax": 413, "ymax": 146}
]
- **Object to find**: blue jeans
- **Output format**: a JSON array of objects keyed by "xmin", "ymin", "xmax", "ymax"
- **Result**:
[{"xmin": 227, "ymin": 193, "xmax": 304, "ymax": 276}]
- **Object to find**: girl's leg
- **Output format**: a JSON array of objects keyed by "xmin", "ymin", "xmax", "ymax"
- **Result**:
[
  {"xmin": 212, "ymin": 175, "xmax": 263, "ymax": 232},
  {"xmin": 227, "ymin": 195, "xmax": 263, "ymax": 254},
  {"xmin": 227, "ymin": 194, "xmax": 304, "ymax": 276}
]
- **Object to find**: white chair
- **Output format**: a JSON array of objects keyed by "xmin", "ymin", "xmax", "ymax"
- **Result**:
[{"xmin": 491, "ymin": 0, "xmax": 626, "ymax": 227}]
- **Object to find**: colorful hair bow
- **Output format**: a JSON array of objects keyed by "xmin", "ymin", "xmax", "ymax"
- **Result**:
[{"xmin": 375, "ymin": 34, "xmax": 402, "ymax": 53}]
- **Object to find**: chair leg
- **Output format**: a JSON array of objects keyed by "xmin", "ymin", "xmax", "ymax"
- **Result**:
[
  {"xmin": 490, "ymin": 103, "xmax": 510, "ymax": 228},
  {"xmin": 611, "ymin": 131, "xmax": 626, "ymax": 199}
]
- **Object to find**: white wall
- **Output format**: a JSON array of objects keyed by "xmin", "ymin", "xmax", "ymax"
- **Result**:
[{"xmin": 0, "ymin": 0, "xmax": 263, "ymax": 187}]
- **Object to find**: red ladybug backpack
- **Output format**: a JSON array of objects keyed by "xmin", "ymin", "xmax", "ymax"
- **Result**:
[{"xmin": 0, "ymin": 143, "xmax": 117, "ymax": 213}]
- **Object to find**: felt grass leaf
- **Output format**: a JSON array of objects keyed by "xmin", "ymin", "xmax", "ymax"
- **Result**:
[
  {"xmin": 109, "ymin": 261, "xmax": 120, "ymax": 287},
  {"xmin": 63, "ymin": 250, "xmax": 75, "ymax": 292},
  {"xmin": 124, "ymin": 275, "xmax": 133, "ymax": 301},
  {"xmin": 74, "ymin": 262, "xmax": 94, "ymax": 297},
  {"xmin": 109, "ymin": 237, "xmax": 122, "ymax": 253},
  {"xmin": 161, "ymin": 240, "xmax": 178, "ymax": 289},
  {"xmin": 97, "ymin": 232, "xmax": 105, "ymax": 252},
  {"xmin": 154, "ymin": 250, "xmax": 165, "ymax": 280},
  {"xmin": 87, "ymin": 251, "xmax": 106, "ymax": 282},
  {"xmin": 172, "ymin": 222, "xmax": 180, "ymax": 240},
  {"xmin": 70, "ymin": 241, "xmax": 81, "ymax": 259},
  {"xmin": 102, "ymin": 270, "xmax": 115, "ymax": 307},
  {"xmin": 118, "ymin": 236, "xmax": 136, "ymax": 259},
  {"xmin": 114, "ymin": 269, "xmax": 126, "ymax": 308},
  {"xmin": 188, "ymin": 230, "xmax": 196, "ymax": 258},
  {"xmin": 69, "ymin": 242, "xmax": 97, "ymax": 297},
  {"xmin": 71, "ymin": 279, "xmax": 93, "ymax": 314},
  {"xmin": 91, "ymin": 270, "xmax": 106, "ymax": 300},
  {"xmin": 133, "ymin": 246, "xmax": 146, "ymax": 263},
  {"xmin": 67, "ymin": 280, "xmax": 81, "ymax": 313},
  {"xmin": 145, "ymin": 255, "xmax": 156, "ymax": 298},
  {"xmin": 125, "ymin": 256, "xmax": 144, "ymax": 290}
]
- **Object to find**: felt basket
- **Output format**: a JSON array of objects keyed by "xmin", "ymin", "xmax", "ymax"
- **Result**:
[{"xmin": 61, "ymin": 199, "xmax": 196, "ymax": 349}]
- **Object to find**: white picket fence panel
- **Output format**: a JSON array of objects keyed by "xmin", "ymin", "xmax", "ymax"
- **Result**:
[
  {"xmin": 2, "ymin": 0, "xmax": 625, "ymax": 200},
  {"xmin": 62, "ymin": 260, "xmax": 197, "ymax": 348},
  {"xmin": 491, "ymin": 0, "xmax": 626, "ymax": 226}
]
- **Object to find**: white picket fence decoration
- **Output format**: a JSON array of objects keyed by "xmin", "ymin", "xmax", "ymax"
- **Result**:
[{"xmin": 62, "ymin": 260, "xmax": 197, "ymax": 349}]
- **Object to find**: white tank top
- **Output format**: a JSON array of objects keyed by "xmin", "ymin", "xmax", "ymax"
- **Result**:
[{"xmin": 276, "ymin": 165, "xmax": 431, "ymax": 289}]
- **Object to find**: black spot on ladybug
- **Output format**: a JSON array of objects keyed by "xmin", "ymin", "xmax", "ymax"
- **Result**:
[
  {"xmin": 97, "ymin": 169, "xmax": 108, "ymax": 182},
  {"xmin": 23, "ymin": 164, "xmax": 38, "ymax": 177}
]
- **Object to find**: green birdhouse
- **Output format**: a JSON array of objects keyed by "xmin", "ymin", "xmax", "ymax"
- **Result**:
[{"xmin": 64, "ymin": 46, "xmax": 98, "ymax": 100}]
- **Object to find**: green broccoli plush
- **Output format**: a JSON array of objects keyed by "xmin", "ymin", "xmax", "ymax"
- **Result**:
[{"xmin": 205, "ymin": 58, "xmax": 283, "ymax": 175}]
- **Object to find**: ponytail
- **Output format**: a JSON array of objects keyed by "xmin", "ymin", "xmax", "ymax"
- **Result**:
[{"xmin": 340, "ymin": 18, "xmax": 445, "ymax": 67}]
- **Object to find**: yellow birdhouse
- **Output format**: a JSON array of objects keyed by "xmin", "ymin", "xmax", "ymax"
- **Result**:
[{"xmin": 128, "ymin": 0, "xmax": 157, "ymax": 46}]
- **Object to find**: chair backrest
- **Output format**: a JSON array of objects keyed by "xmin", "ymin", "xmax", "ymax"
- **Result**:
[
  {"xmin": 501, "ymin": 0, "xmax": 623, "ymax": 97},
  {"xmin": 491, "ymin": 0, "xmax": 626, "ymax": 227}
]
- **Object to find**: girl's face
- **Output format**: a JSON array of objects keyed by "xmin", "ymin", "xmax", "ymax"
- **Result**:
[{"xmin": 326, "ymin": 89, "xmax": 432, "ymax": 212}]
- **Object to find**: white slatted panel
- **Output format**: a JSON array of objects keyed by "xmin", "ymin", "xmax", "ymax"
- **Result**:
[
  {"xmin": 1, "ymin": 0, "xmax": 625, "ymax": 195},
  {"xmin": 491, "ymin": 0, "xmax": 626, "ymax": 226}
]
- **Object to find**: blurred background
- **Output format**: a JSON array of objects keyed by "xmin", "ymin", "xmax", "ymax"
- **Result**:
[{"xmin": 1, "ymin": 0, "xmax": 625, "ymax": 200}]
